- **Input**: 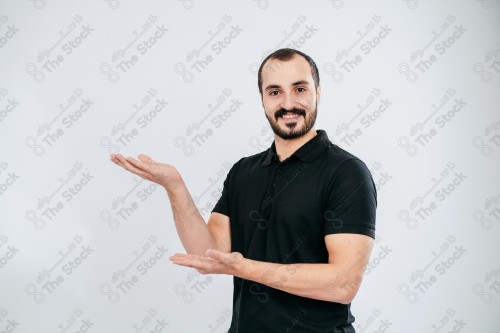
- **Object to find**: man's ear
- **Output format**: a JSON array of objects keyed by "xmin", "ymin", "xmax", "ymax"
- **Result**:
[{"xmin": 316, "ymin": 85, "xmax": 321, "ymax": 104}]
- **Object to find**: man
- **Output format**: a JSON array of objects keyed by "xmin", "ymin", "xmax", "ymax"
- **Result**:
[{"xmin": 110, "ymin": 48, "xmax": 377, "ymax": 332}]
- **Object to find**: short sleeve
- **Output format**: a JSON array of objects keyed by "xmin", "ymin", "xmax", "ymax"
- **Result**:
[
  {"xmin": 323, "ymin": 158, "xmax": 377, "ymax": 238},
  {"xmin": 211, "ymin": 161, "xmax": 237, "ymax": 217}
]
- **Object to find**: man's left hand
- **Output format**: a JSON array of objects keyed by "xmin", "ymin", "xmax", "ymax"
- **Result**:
[{"xmin": 169, "ymin": 249, "xmax": 245, "ymax": 276}]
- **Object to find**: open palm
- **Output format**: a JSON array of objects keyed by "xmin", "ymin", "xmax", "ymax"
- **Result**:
[{"xmin": 110, "ymin": 153, "xmax": 180, "ymax": 189}]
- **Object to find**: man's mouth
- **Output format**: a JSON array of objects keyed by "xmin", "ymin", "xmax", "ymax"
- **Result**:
[
  {"xmin": 280, "ymin": 112, "xmax": 302, "ymax": 120},
  {"xmin": 275, "ymin": 108, "xmax": 306, "ymax": 121}
]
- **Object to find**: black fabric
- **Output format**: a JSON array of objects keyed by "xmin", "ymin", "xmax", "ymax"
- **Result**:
[{"xmin": 212, "ymin": 129, "xmax": 377, "ymax": 332}]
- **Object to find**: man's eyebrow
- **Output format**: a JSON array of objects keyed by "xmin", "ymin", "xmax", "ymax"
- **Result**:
[
  {"xmin": 264, "ymin": 81, "xmax": 310, "ymax": 92},
  {"xmin": 264, "ymin": 84, "xmax": 281, "ymax": 92},
  {"xmin": 292, "ymin": 80, "xmax": 310, "ymax": 86}
]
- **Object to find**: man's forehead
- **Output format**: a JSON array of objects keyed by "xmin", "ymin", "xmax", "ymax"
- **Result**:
[{"xmin": 261, "ymin": 55, "xmax": 313, "ymax": 83}]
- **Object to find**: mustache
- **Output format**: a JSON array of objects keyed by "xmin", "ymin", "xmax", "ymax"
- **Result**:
[{"xmin": 275, "ymin": 107, "xmax": 306, "ymax": 120}]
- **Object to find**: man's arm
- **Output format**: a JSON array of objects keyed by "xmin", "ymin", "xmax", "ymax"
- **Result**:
[
  {"xmin": 240, "ymin": 233, "xmax": 373, "ymax": 304},
  {"xmin": 165, "ymin": 176, "xmax": 231, "ymax": 255},
  {"xmin": 169, "ymin": 233, "xmax": 373, "ymax": 304},
  {"xmin": 110, "ymin": 153, "xmax": 231, "ymax": 255}
]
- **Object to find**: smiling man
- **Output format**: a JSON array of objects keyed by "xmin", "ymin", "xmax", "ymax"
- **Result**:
[{"xmin": 110, "ymin": 48, "xmax": 377, "ymax": 332}]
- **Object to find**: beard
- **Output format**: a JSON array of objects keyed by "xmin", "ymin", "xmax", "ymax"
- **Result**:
[{"xmin": 265, "ymin": 104, "xmax": 318, "ymax": 140}]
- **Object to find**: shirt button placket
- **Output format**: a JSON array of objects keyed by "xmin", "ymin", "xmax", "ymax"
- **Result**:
[{"xmin": 274, "ymin": 167, "xmax": 282, "ymax": 188}]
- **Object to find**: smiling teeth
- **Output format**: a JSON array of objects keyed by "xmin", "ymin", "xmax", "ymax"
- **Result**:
[{"xmin": 282, "ymin": 113, "xmax": 299, "ymax": 119}]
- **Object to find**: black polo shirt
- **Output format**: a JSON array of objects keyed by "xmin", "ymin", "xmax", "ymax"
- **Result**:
[{"xmin": 212, "ymin": 129, "xmax": 377, "ymax": 332}]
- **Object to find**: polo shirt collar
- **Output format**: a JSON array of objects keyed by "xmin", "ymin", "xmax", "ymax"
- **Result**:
[{"xmin": 261, "ymin": 130, "xmax": 329, "ymax": 166}]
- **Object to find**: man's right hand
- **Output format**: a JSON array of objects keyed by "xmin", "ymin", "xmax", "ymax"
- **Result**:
[
  {"xmin": 110, "ymin": 153, "xmax": 181, "ymax": 190},
  {"xmin": 110, "ymin": 153, "xmax": 231, "ymax": 255}
]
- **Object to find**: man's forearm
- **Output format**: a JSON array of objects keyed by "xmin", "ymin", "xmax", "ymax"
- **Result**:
[
  {"xmin": 236, "ymin": 258, "xmax": 363, "ymax": 304},
  {"xmin": 165, "ymin": 177, "xmax": 216, "ymax": 256}
]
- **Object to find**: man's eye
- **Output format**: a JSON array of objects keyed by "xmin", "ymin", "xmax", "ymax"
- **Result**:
[
  {"xmin": 269, "ymin": 91, "xmax": 280, "ymax": 96},
  {"xmin": 296, "ymin": 87, "xmax": 305, "ymax": 92}
]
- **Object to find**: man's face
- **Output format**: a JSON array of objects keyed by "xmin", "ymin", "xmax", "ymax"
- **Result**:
[{"xmin": 260, "ymin": 55, "xmax": 321, "ymax": 140}]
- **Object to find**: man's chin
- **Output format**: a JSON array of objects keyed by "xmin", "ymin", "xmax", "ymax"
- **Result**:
[
  {"xmin": 266, "ymin": 112, "xmax": 316, "ymax": 140},
  {"xmin": 273, "ymin": 124, "xmax": 309, "ymax": 140},
  {"xmin": 277, "ymin": 117, "xmax": 302, "ymax": 130}
]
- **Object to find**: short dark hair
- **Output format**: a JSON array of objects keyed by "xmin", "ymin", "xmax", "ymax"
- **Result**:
[{"xmin": 257, "ymin": 48, "xmax": 320, "ymax": 95}]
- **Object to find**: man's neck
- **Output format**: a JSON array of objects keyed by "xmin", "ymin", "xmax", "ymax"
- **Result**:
[{"xmin": 274, "ymin": 129, "xmax": 317, "ymax": 162}]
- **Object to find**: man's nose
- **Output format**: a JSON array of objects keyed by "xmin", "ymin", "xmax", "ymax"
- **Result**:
[{"xmin": 281, "ymin": 94, "xmax": 295, "ymax": 110}]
